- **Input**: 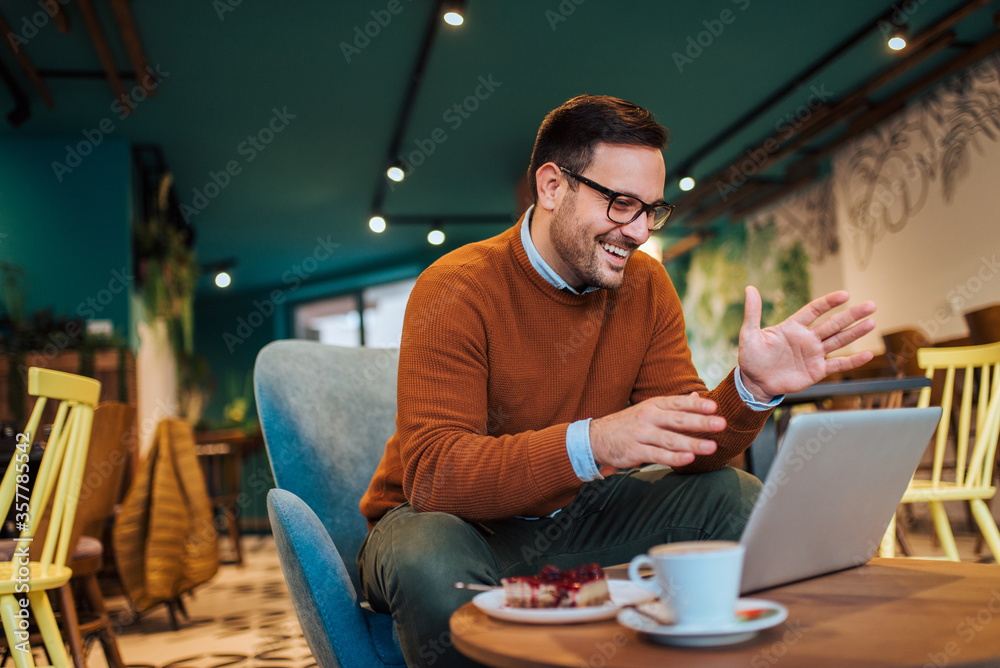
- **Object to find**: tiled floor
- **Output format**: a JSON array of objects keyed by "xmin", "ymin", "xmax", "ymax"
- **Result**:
[
  {"xmin": 80, "ymin": 536, "xmax": 314, "ymax": 668},
  {"xmin": 6, "ymin": 504, "xmax": 997, "ymax": 668}
]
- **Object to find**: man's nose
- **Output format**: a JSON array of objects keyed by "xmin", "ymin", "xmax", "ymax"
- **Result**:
[{"xmin": 620, "ymin": 214, "xmax": 651, "ymax": 245}]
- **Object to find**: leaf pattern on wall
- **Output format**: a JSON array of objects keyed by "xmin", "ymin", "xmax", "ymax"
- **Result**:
[
  {"xmin": 747, "ymin": 178, "xmax": 838, "ymax": 263},
  {"xmin": 838, "ymin": 54, "xmax": 1000, "ymax": 269}
]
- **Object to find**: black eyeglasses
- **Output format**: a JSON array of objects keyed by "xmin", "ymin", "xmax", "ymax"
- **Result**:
[{"xmin": 559, "ymin": 166, "xmax": 675, "ymax": 230}]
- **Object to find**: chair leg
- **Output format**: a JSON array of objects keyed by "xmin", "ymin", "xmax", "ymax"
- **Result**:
[
  {"xmin": 895, "ymin": 521, "xmax": 914, "ymax": 557},
  {"xmin": 928, "ymin": 500, "xmax": 961, "ymax": 561},
  {"xmin": 55, "ymin": 586, "xmax": 86, "ymax": 668},
  {"xmin": 1, "ymin": 594, "xmax": 36, "ymax": 668},
  {"xmin": 165, "ymin": 601, "xmax": 180, "ymax": 631},
  {"xmin": 82, "ymin": 573, "xmax": 125, "ymax": 668},
  {"xmin": 879, "ymin": 513, "xmax": 897, "ymax": 557},
  {"xmin": 164, "ymin": 596, "xmax": 190, "ymax": 631},
  {"xmin": 225, "ymin": 506, "xmax": 243, "ymax": 566},
  {"xmin": 969, "ymin": 499, "xmax": 1000, "ymax": 563},
  {"xmin": 28, "ymin": 590, "xmax": 69, "ymax": 668}
]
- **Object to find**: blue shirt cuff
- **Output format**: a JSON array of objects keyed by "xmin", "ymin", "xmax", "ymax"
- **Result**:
[
  {"xmin": 735, "ymin": 366, "xmax": 784, "ymax": 411},
  {"xmin": 566, "ymin": 418, "xmax": 604, "ymax": 482}
]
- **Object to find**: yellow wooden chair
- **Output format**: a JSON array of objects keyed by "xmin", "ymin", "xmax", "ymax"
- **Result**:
[
  {"xmin": 0, "ymin": 368, "xmax": 101, "ymax": 668},
  {"xmin": 880, "ymin": 341, "xmax": 1000, "ymax": 561}
]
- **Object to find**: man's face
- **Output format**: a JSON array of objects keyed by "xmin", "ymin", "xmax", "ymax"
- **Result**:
[{"xmin": 547, "ymin": 143, "xmax": 666, "ymax": 291}]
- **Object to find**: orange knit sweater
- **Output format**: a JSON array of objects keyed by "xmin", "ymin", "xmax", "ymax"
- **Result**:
[{"xmin": 359, "ymin": 219, "xmax": 770, "ymax": 526}]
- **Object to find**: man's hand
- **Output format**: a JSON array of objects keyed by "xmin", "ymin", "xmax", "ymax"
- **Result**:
[
  {"xmin": 590, "ymin": 393, "xmax": 726, "ymax": 469},
  {"xmin": 738, "ymin": 287, "xmax": 877, "ymax": 402}
]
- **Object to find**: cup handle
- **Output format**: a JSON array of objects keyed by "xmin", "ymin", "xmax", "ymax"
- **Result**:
[{"xmin": 627, "ymin": 555, "xmax": 661, "ymax": 596}]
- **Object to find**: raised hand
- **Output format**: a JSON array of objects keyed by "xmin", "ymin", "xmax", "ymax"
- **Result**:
[{"xmin": 738, "ymin": 287, "xmax": 877, "ymax": 402}]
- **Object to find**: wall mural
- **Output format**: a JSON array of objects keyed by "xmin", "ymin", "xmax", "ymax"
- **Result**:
[
  {"xmin": 678, "ymin": 222, "xmax": 810, "ymax": 388},
  {"xmin": 673, "ymin": 53, "xmax": 1000, "ymax": 385},
  {"xmin": 836, "ymin": 53, "xmax": 1000, "ymax": 269},
  {"xmin": 747, "ymin": 178, "xmax": 839, "ymax": 263}
]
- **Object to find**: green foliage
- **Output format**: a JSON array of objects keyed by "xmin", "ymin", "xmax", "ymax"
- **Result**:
[
  {"xmin": 679, "ymin": 219, "xmax": 813, "ymax": 387},
  {"xmin": 0, "ymin": 263, "xmax": 130, "ymax": 424},
  {"xmin": 779, "ymin": 243, "xmax": 812, "ymax": 318},
  {"xmin": 222, "ymin": 369, "xmax": 256, "ymax": 430},
  {"xmin": 133, "ymin": 173, "xmax": 198, "ymax": 356}
]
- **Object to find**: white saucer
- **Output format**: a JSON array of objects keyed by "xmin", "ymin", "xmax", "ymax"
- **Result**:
[
  {"xmin": 472, "ymin": 580, "xmax": 656, "ymax": 624},
  {"xmin": 617, "ymin": 598, "xmax": 788, "ymax": 647}
]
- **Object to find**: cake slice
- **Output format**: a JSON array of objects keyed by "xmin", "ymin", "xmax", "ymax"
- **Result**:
[{"xmin": 501, "ymin": 564, "xmax": 611, "ymax": 608}]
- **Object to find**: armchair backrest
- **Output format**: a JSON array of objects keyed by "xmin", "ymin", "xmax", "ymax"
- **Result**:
[{"xmin": 254, "ymin": 341, "xmax": 399, "ymax": 595}]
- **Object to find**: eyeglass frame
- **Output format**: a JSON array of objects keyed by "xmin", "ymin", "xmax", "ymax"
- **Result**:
[{"xmin": 558, "ymin": 166, "xmax": 675, "ymax": 230}]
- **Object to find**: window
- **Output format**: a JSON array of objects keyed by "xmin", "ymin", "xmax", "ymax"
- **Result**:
[
  {"xmin": 293, "ymin": 278, "xmax": 416, "ymax": 348},
  {"xmin": 294, "ymin": 295, "xmax": 360, "ymax": 346}
]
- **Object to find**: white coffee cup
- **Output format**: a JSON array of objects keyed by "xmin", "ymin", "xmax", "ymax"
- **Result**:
[{"xmin": 627, "ymin": 540, "xmax": 745, "ymax": 627}]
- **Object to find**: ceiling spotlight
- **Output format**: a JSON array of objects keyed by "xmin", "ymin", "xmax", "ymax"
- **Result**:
[
  {"xmin": 201, "ymin": 257, "xmax": 237, "ymax": 289},
  {"xmin": 887, "ymin": 24, "xmax": 907, "ymax": 51},
  {"xmin": 386, "ymin": 164, "xmax": 405, "ymax": 182},
  {"xmin": 369, "ymin": 215, "xmax": 387, "ymax": 233},
  {"xmin": 679, "ymin": 176, "xmax": 696, "ymax": 191},
  {"xmin": 443, "ymin": 0, "xmax": 465, "ymax": 26},
  {"xmin": 427, "ymin": 227, "xmax": 445, "ymax": 245}
]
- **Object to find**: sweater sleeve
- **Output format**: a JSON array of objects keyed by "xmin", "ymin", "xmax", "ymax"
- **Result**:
[
  {"xmin": 395, "ymin": 265, "xmax": 583, "ymax": 522},
  {"xmin": 630, "ymin": 264, "xmax": 770, "ymax": 473}
]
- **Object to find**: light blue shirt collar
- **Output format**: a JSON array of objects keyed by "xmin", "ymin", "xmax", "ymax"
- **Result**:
[{"xmin": 520, "ymin": 205, "xmax": 598, "ymax": 295}]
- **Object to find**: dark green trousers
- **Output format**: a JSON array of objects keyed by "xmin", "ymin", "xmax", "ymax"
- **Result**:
[{"xmin": 358, "ymin": 466, "xmax": 761, "ymax": 668}]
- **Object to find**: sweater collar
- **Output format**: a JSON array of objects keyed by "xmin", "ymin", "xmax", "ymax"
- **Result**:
[
  {"xmin": 519, "ymin": 206, "xmax": 599, "ymax": 296},
  {"xmin": 511, "ymin": 213, "xmax": 598, "ymax": 306}
]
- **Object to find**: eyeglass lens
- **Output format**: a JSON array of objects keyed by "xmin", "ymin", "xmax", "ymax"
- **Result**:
[{"xmin": 607, "ymin": 196, "xmax": 672, "ymax": 228}]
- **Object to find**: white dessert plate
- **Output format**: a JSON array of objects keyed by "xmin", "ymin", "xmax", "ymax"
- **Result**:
[
  {"xmin": 617, "ymin": 598, "xmax": 788, "ymax": 647},
  {"xmin": 472, "ymin": 580, "xmax": 656, "ymax": 624}
]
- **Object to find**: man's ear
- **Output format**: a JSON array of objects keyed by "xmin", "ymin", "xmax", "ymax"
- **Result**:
[{"xmin": 535, "ymin": 162, "xmax": 563, "ymax": 212}]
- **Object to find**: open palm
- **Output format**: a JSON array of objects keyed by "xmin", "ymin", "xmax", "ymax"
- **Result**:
[{"xmin": 738, "ymin": 287, "xmax": 877, "ymax": 401}]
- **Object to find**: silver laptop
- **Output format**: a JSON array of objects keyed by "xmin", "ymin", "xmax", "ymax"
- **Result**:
[{"xmin": 740, "ymin": 407, "xmax": 942, "ymax": 594}]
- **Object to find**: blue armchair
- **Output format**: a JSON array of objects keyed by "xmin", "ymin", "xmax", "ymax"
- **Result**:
[{"xmin": 255, "ymin": 340, "xmax": 405, "ymax": 668}]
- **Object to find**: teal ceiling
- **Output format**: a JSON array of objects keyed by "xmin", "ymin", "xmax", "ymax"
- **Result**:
[{"xmin": 1, "ymin": 0, "xmax": 998, "ymax": 295}]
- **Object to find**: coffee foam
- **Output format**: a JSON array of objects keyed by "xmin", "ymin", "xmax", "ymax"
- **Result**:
[{"xmin": 649, "ymin": 540, "xmax": 740, "ymax": 557}]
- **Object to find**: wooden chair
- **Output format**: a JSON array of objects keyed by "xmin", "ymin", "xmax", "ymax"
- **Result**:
[
  {"xmin": 3, "ymin": 402, "xmax": 136, "ymax": 668},
  {"xmin": 883, "ymin": 328, "xmax": 931, "ymax": 378},
  {"xmin": 112, "ymin": 418, "xmax": 219, "ymax": 630},
  {"xmin": 964, "ymin": 303, "xmax": 1000, "ymax": 554},
  {"xmin": 965, "ymin": 303, "xmax": 1000, "ymax": 346},
  {"xmin": 0, "ymin": 368, "xmax": 101, "ymax": 668},
  {"xmin": 59, "ymin": 402, "xmax": 135, "ymax": 668},
  {"xmin": 880, "ymin": 341, "xmax": 1000, "ymax": 562}
]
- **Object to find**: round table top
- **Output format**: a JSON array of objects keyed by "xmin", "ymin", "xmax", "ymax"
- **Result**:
[{"xmin": 451, "ymin": 558, "xmax": 1000, "ymax": 668}]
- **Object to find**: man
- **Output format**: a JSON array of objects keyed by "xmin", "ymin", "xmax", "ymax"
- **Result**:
[{"xmin": 358, "ymin": 94, "xmax": 876, "ymax": 667}]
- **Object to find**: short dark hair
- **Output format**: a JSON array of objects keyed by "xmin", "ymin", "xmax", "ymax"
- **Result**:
[{"xmin": 527, "ymin": 94, "xmax": 669, "ymax": 203}]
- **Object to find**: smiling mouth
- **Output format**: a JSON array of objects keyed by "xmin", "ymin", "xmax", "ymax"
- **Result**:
[{"xmin": 600, "ymin": 241, "xmax": 630, "ymax": 260}]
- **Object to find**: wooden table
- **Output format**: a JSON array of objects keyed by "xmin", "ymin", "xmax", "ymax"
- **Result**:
[
  {"xmin": 193, "ymin": 427, "xmax": 262, "ymax": 565},
  {"xmin": 451, "ymin": 559, "xmax": 1000, "ymax": 667}
]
